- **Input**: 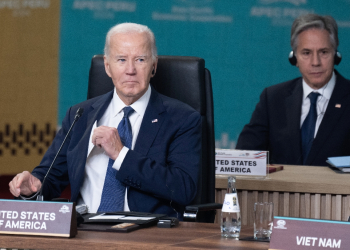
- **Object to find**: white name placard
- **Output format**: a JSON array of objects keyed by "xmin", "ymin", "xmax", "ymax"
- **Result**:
[
  {"xmin": 0, "ymin": 199, "xmax": 77, "ymax": 238},
  {"xmin": 215, "ymin": 149, "xmax": 268, "ymax": 176},
  {"xmin": 270, "ymin": 216, "xmax": 350, "ymax": 249}
]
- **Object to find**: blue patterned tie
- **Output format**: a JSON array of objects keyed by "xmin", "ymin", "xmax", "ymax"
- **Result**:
[
  {"xmin": 98, "ymin": 106, "xmax": 134, "ymax": 212},
  {"xmin": 301, "ymin": 92, "xmax": 320, "ymax": 164}
]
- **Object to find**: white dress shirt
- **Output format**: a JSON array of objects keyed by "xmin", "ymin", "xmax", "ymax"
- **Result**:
[
  {"xmin": 78, "ymin": 85, "xmax": 151, "ymax": 212},
  {"xmin": 300, "ymin": 71, "xmax": 336, "ymax": 137}
]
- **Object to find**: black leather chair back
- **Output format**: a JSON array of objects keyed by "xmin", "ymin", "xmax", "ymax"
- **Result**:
[{"xmin": 87, "ymin": 55, "xmax": 215, "ymax": 213}]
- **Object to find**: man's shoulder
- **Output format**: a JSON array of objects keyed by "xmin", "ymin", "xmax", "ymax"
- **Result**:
[
  {"xmin": 70, "ymin": 91, "xmax": 112, "ymax": 111},
  {"xmin": 335, "ymin": 70, "xmax": 350, "ymax": 85},
  {"xmin": 62, "ymin": 91, "xmax": 112, "ymax": 121},
  {"xmin": 157, "ymin": 92, "xmax": 199, "ymax": 116},
  {"xmin": 265, "ymin": 77, "xmax": 302, "ymax": 94}
]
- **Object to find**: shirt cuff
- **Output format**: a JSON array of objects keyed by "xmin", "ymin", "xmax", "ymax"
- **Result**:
[{"xmin": 113, "ymin": 146, "xmax": 129, "ymax": 171}]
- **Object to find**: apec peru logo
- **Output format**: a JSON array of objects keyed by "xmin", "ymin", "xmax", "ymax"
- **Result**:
[
  {"xmin": 274, "ymin": 219, "xmax": 287, "ymax": 229},
  {"xmin": 59, "ymin": 205, "xmax": 71, "ymax": 214},
  {"xmin": 250, "ymin": 0, "xmax": 314, "ymax": 26}
]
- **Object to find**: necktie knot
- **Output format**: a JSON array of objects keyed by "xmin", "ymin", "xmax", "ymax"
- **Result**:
[
  {"xmin": 123, "ymin": 106, "xmax": 134, "ymax": 118},
  {"xmin": 308, "ymin": 92, "xmax": 320, "ymax": 105},
  {"xmin": 118, "ymin": 106, "xmax": 134, "ymax": 149}
]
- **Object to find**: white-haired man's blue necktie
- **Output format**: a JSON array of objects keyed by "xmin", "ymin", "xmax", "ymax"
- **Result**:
[{"xmin": 98, "ymin": 106, "xmax": 134, "ymax": 212}]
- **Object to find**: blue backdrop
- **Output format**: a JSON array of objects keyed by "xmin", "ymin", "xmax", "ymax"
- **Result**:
[{"xmin": 59, "ymin": 0, "xmax": 350, "ymax": 148}]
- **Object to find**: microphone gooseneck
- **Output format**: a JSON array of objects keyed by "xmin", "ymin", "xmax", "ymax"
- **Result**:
[
  {"xmin": 20, "ymin": 108, "xmax": 84, "ymax": 201},
  {"xmin": 36, "ymin": 107, "xmax": 84, "ymax": 201}
]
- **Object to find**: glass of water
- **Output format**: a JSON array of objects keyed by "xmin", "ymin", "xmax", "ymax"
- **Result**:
[{"xmin": 254, "ymin": 202, "xmax": 274, "ymax": 240}]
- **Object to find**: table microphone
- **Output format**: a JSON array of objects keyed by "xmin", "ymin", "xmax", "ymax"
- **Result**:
[{"xmin": 19, "ymin": 108, "xmax": 84, "ymax": 201}]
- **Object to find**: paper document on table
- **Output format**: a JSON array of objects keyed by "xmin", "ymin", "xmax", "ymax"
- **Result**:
[
  {"xmin": 327, "ymin": 156, "xmax": 350, "ymax": 168},
  {"xmin": 89, "ymin": 214, "xmax": 126, "ymax": 220},
  {"xmin": 123, "ymin": 217, "xmax": 156, "ymax": 220}
]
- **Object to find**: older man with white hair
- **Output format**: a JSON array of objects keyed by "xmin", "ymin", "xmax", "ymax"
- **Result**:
[{"xmin": 9, "ymin": 23, "xmax": 201, "ymax": 219}]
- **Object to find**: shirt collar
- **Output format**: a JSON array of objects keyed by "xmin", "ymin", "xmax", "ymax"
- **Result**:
[
  {"xmin": 302, "ymin": 71, "xmax": 336, "ymax": 100},
  {"xmin": 111, "ymin": 85, "xmax": 151, "ymax": 117}
]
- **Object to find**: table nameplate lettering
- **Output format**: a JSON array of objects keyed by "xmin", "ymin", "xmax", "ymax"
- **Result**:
[
  {"xmin": 0, "ymin": 199, "xmax": 77, "ymax": 238},
  {"xmin": 215, "ymin": 149, "xmax": 268, "ymax": 176},
  {"xmin": 269, "ymin": 216, "xmax": 350, "ymax": 249}
]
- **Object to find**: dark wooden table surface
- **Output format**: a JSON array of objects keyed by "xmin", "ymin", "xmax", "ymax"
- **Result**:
[{"xmin": 0, "ymin": 222, "xmax": 269, "ymax": 249}]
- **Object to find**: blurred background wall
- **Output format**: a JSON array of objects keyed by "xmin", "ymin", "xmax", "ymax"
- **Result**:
[
  {"xmin": 0, "ymin": 0, "xmax": 59, "ymax": 174},
  {"xmin": 1, "ymin": 0, "xmax": 350, "ymax": 174}
]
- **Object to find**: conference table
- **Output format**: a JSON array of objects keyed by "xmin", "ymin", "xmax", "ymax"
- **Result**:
[
  {"xmin": 215, "ymin": 165, "xmax": 350, "ymax": 226},
  {"xmin": 0, "ymin": 222, "xmax": 269, "ymax": 249},
  {"xmin": 1, "ymin": 165, "xmax": 348, "ymax": 249}
]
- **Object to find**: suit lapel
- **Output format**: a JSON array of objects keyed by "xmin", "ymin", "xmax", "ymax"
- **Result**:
[
  {"xmin": 70, "ymin": 91, "xmax": 113, "ymax": 200},
  {"xmin": 307, "ymin": 72, "xmax": 350, "ymax": 164},
  {"xmin": 134, "ymin": 88, "xmax": 166, "ymax": 156},
  {"xmin": 80, "ymin": 91, "xmax": 114, "ymax": 157},
  {"xmin": 285, "ymin": 79, "xmax": 303, "ymax": 164},
  {"xmin": 84, "ymin": 92, "xmax": 114, "ymax": 153}
]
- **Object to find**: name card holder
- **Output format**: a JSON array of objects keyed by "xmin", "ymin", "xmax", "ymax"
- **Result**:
[
  {"xmin": 269, "ymin": 216, "xmax": 350, "ymax": 249},
  {"xmin": 0, "ymin": 199, "xmax": 77, "ymax": 238},
  {"xmin": 215, "ymin": 149, "xmax": 269, "ymax": 177}
]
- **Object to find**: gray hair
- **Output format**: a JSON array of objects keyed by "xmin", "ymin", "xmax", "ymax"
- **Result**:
[
  {"xmin": 291, "ymin": 14, "xmax": 338, "ymax": 52},
  {"xmin": 104, "ymin": 23, "xmax": 157, "ymax": 62}
]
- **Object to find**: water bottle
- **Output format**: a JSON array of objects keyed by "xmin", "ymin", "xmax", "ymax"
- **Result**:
[{"xmin": 221, "ymin": 176, "xmax": 241, "ymax": 239}]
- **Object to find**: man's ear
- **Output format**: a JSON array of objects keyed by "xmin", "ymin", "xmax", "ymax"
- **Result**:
[
  {"xmin": 104, "ymin": 55, "xmax": 112, "ymax": 77},
  {"xmin": 151, "ymin": 57, "xmax": 158, "ymax": 77}
]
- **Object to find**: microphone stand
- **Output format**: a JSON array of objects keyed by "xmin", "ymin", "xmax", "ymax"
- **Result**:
[{"xmin": 20, "ymin": 108, "xmax": 84, "ymax": 201}]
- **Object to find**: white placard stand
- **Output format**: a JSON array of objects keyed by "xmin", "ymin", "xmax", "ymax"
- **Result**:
[{"xmin": 215, "ymin": 149, "xmax": 269, "ymax": 179}]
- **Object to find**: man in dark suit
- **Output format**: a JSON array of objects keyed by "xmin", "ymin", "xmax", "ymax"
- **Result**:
[
  {"xmin": 9, "ymin": 23, "xmax": 201, "ymax": 219},
  {"xmin": 236, "ymin": 14, "xmax": 350, "ymax": 166}
]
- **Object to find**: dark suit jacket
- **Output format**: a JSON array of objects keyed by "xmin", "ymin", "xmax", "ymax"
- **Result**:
[
  {"xmin": 236, "ymin": 71, "xmax": 350, "ymax": 166},
  {"xmin": 32, "ymin": 87, "xmax": 201, "ymax": 219}
]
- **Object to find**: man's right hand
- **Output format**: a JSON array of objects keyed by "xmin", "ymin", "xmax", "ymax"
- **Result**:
[{"xmin": 9, "ymin": 171, "xmax": 42, "ymax": 197}]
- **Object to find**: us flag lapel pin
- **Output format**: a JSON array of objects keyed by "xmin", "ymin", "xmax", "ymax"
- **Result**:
[
  {"xmin": 152, "ymin": 119, "xmax": 158, "ymax": 123},
  {"xmin": 335, "ymin": 104, "xmax": 341, "ymax": 108}
]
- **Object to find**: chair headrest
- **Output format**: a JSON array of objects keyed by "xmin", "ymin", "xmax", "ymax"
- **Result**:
[{"xmin": 87, "ymin": 55, "xmax": 207, "ymax": 114}]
